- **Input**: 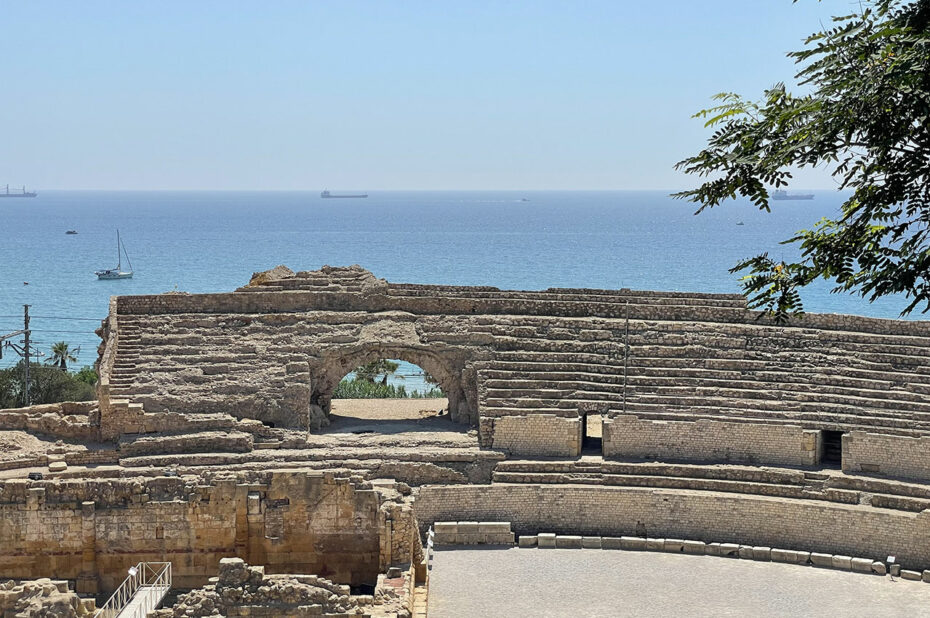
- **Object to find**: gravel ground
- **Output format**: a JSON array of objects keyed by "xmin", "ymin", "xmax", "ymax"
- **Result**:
[{"xmin": 428, "ymin": 547, "xmax": 930, "ymax": 618}]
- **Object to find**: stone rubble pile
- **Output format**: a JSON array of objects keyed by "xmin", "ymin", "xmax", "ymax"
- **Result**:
[
  {"xmin": 0, "ymin": 578, "xmax": 95, "ymax": 617},
  {"xmin": 154, "ymin": 558, "xmax": 365, "ymax": 617}
]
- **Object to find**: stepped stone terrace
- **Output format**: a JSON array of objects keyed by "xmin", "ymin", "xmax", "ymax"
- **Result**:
[{"xmin": 5, "ymin": 265, "xmax": 930, "ymax": 615}]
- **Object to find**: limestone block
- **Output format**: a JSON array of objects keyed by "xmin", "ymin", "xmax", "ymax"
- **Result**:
[
  {"xmin": 872, "ymin": 562, "xmax": 887, "ymax": 575},
  {"xmin": 518, "ymin": 536, "xmax": 537, "ymax": 548},
  {"xmin": 810, "ymin": 553, "xmax": 834, "ymax": 567},
  {"xmin": 752, "ymin": 547, "xmax": 771, "ymax": 561},
  {"xmin": 793, "ymin": 551, "xmax": 811, "ymax": 564},
  {"xmin": 601, "ymin": 537, "xmax": 622, "ymax": 550},
  {"xmin": 831, "ymin": 555, "xmax": 852, "ymax": 570},
  {"xmin": 646, "ymin": 538, "xmax": 664, "ymax": 552},
  {"xmin": 682, "ymin": 541, "xmax": 705, "ymax": 555},
  {"xmin": 890, "ymin": 564, "xmax": 901, "ymax": 577},
  {"xmin": 434, "ymin": 522, "xmax": 457, "ymax": 535},
  {"xmin": 719, "ymin": 543, "xmax": 740, "ymax": 558},
  {"xmin": 538, "ymin": 533, "xmax": 557, "ymax": 549},
  {"xmin": 556, "ymin": 535, "xmax": 583, "ymax": 549},
  {"xmin": 738, "ymin": 545, "xmax": 754, "ymax": 560},
  {"xmin": 48, "ymin": 461, "xmax": 67, "ymax": 473},
  {"xmin": 478, "ymin": 522, "xmax": 510, "ymax": 534},
  {"xmin": 923, "ymin": 570, "xmax": 930, "ymax": 583},
  {"xmin": 770, "ymin": 549, "xmax": 793, "ymax": 563},
  {"xmin": 901, "ymin": 569, "xmax": 922, "ymax": 581},
  {"xmin": 705, "ymin": 543, "xmax": 721, "ymax": 556},
  {"xmin": 850, "ymin": 558, "xmax": 874, "ymax": 573},
  {"xmin": 618, "ymin": 537, "xmax": 646, "ymax": 551},
  {"xmin": 582, "ymin": 536, "xmax": 602, "ymax": 549},
  {"xmin": 663, "ymin": 539, "xmax": 685, "ymax": 553},
  {"xmin": 457, "ymin": 522, "xmax": 478, "ymax": 535}
]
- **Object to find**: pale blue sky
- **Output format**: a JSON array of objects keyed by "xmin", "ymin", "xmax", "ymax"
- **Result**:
[{"xmin": 2, "ymin": 1, "xmax": 844, "ymax": 190}]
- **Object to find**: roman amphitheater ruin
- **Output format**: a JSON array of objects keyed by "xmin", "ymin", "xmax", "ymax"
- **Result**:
[{"xmin": 5, "ymin": 264, "xmax": 930, "ymax": 615}]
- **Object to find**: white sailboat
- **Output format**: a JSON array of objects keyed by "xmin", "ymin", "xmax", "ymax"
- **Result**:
[{"xmin": 95, "ymin": 230, "xmax": 134, "ymax": 280}]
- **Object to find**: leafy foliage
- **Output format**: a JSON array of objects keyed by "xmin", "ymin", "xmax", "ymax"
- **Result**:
[
  {"xmin": 353, "ymin": 360, "xmax": 401, "ymax": 384},
  {"xmin": 0, "ymin": 361, "xmax": 95, "ymax": 408},
  {"xmin": 75, "ymin": 365, "xmax": 98, "ymax": 386},
  {"xmin": 675, "ymin": 0, "xmax": 930, "ymax": 321}
]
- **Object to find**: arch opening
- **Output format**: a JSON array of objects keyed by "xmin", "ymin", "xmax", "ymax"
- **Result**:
[{"xmin": 309, "ymin": 346, "xmax": 475, "ymax": 438}]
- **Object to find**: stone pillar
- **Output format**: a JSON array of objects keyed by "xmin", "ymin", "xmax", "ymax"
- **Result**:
[
  {"xmin": 234, "ymin": 484, "xmax": 250, "ymax": 561},
  {"xmin": 77, "ymin": 501, "xmax": 98, "ymax": 594}
]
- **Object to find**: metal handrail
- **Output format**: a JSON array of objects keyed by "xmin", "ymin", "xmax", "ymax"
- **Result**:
[{"xmin": 94, "ymin": 562, "xmax": 172, "ymax": 618}]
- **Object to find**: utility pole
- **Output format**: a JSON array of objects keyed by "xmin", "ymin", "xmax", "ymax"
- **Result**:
[
  {"xmin": 23, "ymin": 305, "xmax": 30, "ymax": 407},
  {"xmin": 0, "ymin": 305, "xmax": 32, "ymax": 406}
]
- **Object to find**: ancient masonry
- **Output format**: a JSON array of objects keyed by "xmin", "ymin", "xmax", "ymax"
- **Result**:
[{"xmin": 5, "ymin": 264, "xmax": 930, "ymax": 614}]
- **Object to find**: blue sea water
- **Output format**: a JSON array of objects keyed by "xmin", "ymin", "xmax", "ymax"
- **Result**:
[{"xmin": 0, "ymin": 190, "xmax": 921, "ymax": 376}]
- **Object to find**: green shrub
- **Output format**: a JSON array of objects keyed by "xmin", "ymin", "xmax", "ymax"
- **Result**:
[
  {"xmin": 0, "ymin": 362, "xmax": 95, "ymax": 408},
  {"xmin": 333, "ymin": 378, "xmax": 444, "ymax": 399}
]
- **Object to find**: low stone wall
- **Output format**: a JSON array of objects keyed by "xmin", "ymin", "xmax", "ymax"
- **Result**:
[
  {"xmin": 118, "ymin": 430, "xmax": 253, "ymax": 458},
  {"xmin": 413, "ymin": 484, "xmax": 930, "ymax": 570},
  {"xmin": 482, "ymin": 414, "xmax": 580, "ymax": 457},
  {"xmin": 0, "ymin": 401, "xmax": 98, "ymax": 441},
  {"xmin": 603, "ymin": 415, "xmax": 820, "ymax": 466},
  {"xmin": 433, "ymin": 521, "xmax": 514, "ymax": 545},
  {"xmin": 843, "ymin": 431, "xmax": 930, "ymax": 482}
]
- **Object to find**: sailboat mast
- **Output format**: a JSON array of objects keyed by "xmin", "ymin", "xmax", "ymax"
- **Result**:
[{"xmin": 116, "ymin": 230, "xmax": 122, "ymax": 270}]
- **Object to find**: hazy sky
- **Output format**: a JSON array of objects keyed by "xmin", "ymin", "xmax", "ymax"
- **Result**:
[{"xmin": 3, "ymin": 1, "xmax": 844, "ymax": 190}]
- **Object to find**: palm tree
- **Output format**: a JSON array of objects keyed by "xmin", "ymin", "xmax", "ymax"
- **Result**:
[{"xmin": 48, "ymin": 341, "xmax": 77, "ymax": 371}]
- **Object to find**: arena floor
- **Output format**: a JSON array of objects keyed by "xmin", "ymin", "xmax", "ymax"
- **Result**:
[{"xmin": 428, "ymin": 547, "xmax": 930, "ymax": 617}]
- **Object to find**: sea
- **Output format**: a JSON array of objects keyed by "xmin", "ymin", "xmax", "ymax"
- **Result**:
[{"xmin": 0, "ymin": 190, "xmax": 922, "ymax": 390}]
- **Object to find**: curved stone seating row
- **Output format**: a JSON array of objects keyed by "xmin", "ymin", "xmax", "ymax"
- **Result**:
[{"xmin": 490, "ymin": 460, "xmax": 930, "ymax": 513}]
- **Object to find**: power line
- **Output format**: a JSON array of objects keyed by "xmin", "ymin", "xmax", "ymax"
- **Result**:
[{"xmin": 0, "ymin": 314, "xmax": 102, "ymax": 321}]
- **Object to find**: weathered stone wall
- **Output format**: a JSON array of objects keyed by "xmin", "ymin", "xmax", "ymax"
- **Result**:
[
  {"xmin": 413, "ymin": 484, "xmax": 930, "ymax": 569},
  {"xmin": 482, "ymin": 415, "xmax": 581, "ymax": 457},
  {"xmin": 843, "ymin": 431, "xmax": 930, "ymax": 482},
  {"xmin": 0, "ymin": 472, "xmax": 409, "ymax": 593},
  {"xmin": 603, "ymin": 415, "xmax": 821, "ymax": 466}
]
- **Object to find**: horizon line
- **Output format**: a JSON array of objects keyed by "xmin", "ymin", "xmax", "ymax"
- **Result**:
[{"xmin": 16, "ymin": 187, "xmax": 840, "ymax": 193}]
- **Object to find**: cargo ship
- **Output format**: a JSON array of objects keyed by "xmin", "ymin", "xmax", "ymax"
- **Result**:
[
  {"xmin": 321, "ymin": 190, "xmax": 368, "ymax": 198},
  {"xmin": 771, "ymin": 189, "xmax": 814, "ymax": 201},
  {"xmin": 0, "ymin": 184, "xmax": 37, "ymax": 197}
]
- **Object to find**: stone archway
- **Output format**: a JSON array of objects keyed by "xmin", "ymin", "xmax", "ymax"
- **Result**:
[{"xmin": 309, "ymin": 344, "xmax": 474, "ymax": 428}]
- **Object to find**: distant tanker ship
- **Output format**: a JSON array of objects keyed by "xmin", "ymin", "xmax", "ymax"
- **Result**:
[
  {"xmin": 321, "ymin": 190, "xmax": 368, "ymax": 198},
  {"xmin": 771, "ymin": 189, "xmax": 813, "ymax": 201},
  {"xmin": 0, "ymin": 184, "xmax": 37, "ymax": 197}
]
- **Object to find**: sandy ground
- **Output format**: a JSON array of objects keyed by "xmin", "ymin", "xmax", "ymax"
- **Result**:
[
  {"xmin": 330, "ymin": 398, "xmax": 448, "ymax": 420},
  {"xmin": 429, "ymin": 547, "xmax": 930, "ymax": 617},
  {"xmin": 312, "ymin": 398, "xmax": 477, "ymax": 448}
]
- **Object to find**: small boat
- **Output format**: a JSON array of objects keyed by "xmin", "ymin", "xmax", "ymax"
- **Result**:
[
  {"xmin": 521, "ymin": 198, "xmax": 530, "ymax": 202},
  {"xmin": 95, "ymin": 230, "xmax": 134, "ymax": 280},
  {"xmin": 772, "ymin": 189, "xmax": 814, "ymax": 201},
  {"xmin": 736, "ymin": 222, "xmax": 744, "ymax": 226},
  {"xmin": 66, "ymin": 230, "xmax": 78, "ymax": 235},
  {"xmin": 321, "ymin": 190, "xmax": 368, "ymax": 198}
]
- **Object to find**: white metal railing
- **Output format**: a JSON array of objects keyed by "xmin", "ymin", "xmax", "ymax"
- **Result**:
[{"xmin": 94, "ymin": 561, "xmax": 172, "ymax": 618}]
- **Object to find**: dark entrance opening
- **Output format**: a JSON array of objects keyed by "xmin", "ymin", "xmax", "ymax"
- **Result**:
[
  {"xmin": 582, "ymin": 412, "xmax": 602, "ymax": 453},
  {"xmin": 822, "ymin": 430, "xmax": 844, "ymax": 466}
]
